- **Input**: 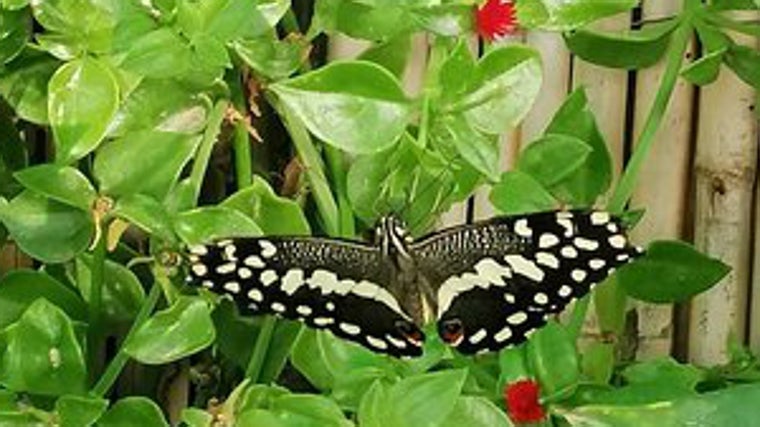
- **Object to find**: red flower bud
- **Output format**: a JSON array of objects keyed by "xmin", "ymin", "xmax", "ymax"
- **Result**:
[
  {"xmin": 475, "ymin": 0, "xmax": 519, "ymax": 41},
  {"xmin": 504, "ymin": 379, "xmax": 546, "ymax": 424}
]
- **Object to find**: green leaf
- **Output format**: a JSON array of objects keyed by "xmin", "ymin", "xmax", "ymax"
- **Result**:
[
  {"xmin": 0, "ymin": 269, "xmax": 87, "ymax": 330},
  {"xmin": 358, "ymin": 36, "xmax": 411, "ymax": 79},
  {"xmin": 526, "ymin": 321, "xmax": 579, "ymax": 397},
  {"xmin": 490, "ymin": 171, "xmax": 557, "ymax": 215},
  {"xmin": 112, "ymin": 194, "xmax": 176, "ymax": 243},
  {"xmin": 459, "ymin": 45, "xmax": 542, "ymax": 135},
  {"xmin": 681, "ymin": 48, "xmax": 726, "ymax": 86},
  {"xmin": 75, "ymin": 255, "xmax": 146, "ymax": 325},
  {"xmin": 542, "ymin": 88, "xmax": 612, "ymax": 206},
  {"xmin": 125, "ymin": 297, "xmax": 215, "ymax": 364},
  {"xmin": 517, "ymin": 134, "xmax": 593, "ymax": 187},
  {"xmin": 48, "ymin": 57, "xmax": 119, "ymax": 164},
  {"xmin": 329, "ymin": 2, "xmax": 413, "ymax": 42},
  {"xmin": 386, "ymin": 370, "xmax": 467, "ymax": 427},
  {"xmin": 0, "ymin": 52, "xmax": 59, "ymax": 124},
  {"xmin": 0, "ymin": 8, "xmax": 30, "ymax": 65},
  {"xmin": 622, "ymin": 358, "xmax": 703, "ymax": 391},
  {"xmin": 98, "ymin": 397, "xmax": 168, "ymax": 427},
  {"xmin": 30, "ymin": 0, "xmax": 115, "ymax": 53},
  {"xmin": 517, "ymin": 0, "xmax": 637, "ymax": 31},
  {"xmin": 108, "ymin": 79, "xmax": 211, "ymax": 136},
  {"xmin": 564, "ymin": 19, "xmax": 680, "ymax": 69},
  {"xmin": 55, "ymin": 395, "xmax": 108, "ymax": 427},
  {"xmin": 270, "ymin": 61, "xmax": 411, "ymax": 154},
  {"xmin": 190, "ymin": 0, "xmax": 270, "ymax": 42},
  {"xmin": 724, "ymin": 43, "xmax": 760, "ymax": 90},
  {"xmin": 233, "ymin": 36, "xmax": 306, "ymax": 81},
  {"xmin": 221, "ymin": 176, "xmax": 310, "ymax": 235},
  {"xmin": 432, "ymin": 114, "xmax": 501, "ymax": 181},
  {"xmin": 181, "ymin": 408, "xmax": 214, "ymax": 427},
  {"xmin": 563, "ymin": 382, "xmax": 760, "ymax": 426},
  {"xmin": 1, "ymin": 0, "xmax": 29, "ymax": 10},
  {"xmin": 94, "ymin": 131, "xmax": 202, "ymax": 200},
  {"xmin": 14, "ymin": 165, "xmax": 96, "ymax": 211},
  {"xmin": 617, "ymin": 240, "xmax": 730, "ymax": 303},
  {"xmin": 120, "ymin": 29, "xmax": 194, "ymax": 79},
  {"xmin": 410, "ymin": 4, "xmax": 473, "ymax": 37},
  {"xmin": 357, "ymin": 381, "xmax": 389, "ymax": 427},
  {"xmin": 439, "ymin": 396, "xmax": 513, "ymax": 427},
  {"xmin": 173, "ymin": 206, "xmax": 263, "ymax": 245},
  {"xmin": 0, "ymin": 299, "xmax": 87, "ymax": 396},
  {"xmin": 581, "ymin": 343, "xmax": 615, "ymax": 384},
  {"xmin": 271, "ymin": 394, "xmax": 352, "ymax": 426},
  {"xmin": 0, "ymin": 191, "xmax": 93, "ymax": 263}
]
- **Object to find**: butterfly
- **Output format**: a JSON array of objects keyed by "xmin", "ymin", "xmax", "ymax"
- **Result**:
[{"xmin": 185, "ymin": 209, "xmax": 641, "ymax": 358}]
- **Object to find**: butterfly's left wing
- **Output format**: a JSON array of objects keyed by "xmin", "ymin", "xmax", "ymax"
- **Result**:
[
  {"xmin": 186, "ymin": 237, "xmax": 424, "ymax": 357},
  {"xmin": 412, "ymin": 210, "xmax": 640, "ymax": 354}
]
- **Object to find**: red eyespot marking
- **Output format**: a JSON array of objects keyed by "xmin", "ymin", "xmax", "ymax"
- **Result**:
[{"xmin": 440, "ymin": 319, "xmax": 464, "ymax": 346}]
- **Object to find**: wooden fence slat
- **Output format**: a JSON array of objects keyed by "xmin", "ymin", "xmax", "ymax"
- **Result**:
[
  {"xmin": 689, "ymin": 16, "xmax": 758, "ymax": 364},
  {"xmin": 521, "ymin": 32, "xmax": 572, "ymax": 144},
  {"xmin": 630, "ymin": 0, "xmax": 695, "ymax": 359}
]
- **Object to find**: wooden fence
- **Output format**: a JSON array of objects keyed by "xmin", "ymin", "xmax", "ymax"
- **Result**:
[{"xmin": 334, "ymin": 0, "xmax": 760, "ymax": 365}]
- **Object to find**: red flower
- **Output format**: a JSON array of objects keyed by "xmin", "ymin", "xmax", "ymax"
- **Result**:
[
  {"xmin": 504, "ymin": 379, "xmax": 546, "ymax": 424},
  {"xmin": 476, "ymin": 0, "xmax": 519, "ymax": 41}
]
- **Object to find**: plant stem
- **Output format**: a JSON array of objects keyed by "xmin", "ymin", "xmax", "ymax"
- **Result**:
[
  {"xmin": 325, "ymin": 145, "xmax": 355, "ymax": 238},
  {"xmin": 92, "ymin": 280, "xmax": 162, "ymax": 397},
  {"xmin": 607, "ymin": 17, "xmax": 693, "ymax": 214},
  {"xmin": 245, "ymin": 318, "xmax": 277, "ymax": 382},
  {"xmin": 189, "ymin": 101, "xmax": 229, "ymax": 206},
  {"xmin": 233, "ymin": 123, "xmax": 253, "ymax": 188},
  {"xmin": 88, "ymin": 228, "xmax": 107, "ymax": 380},
  {"xmin": 583, "ymin": 12, "xmax": 694, "ymax": 370},
  {"xmin": 271, "ymin": 96, "xmax": 340, "ymax": 236}
]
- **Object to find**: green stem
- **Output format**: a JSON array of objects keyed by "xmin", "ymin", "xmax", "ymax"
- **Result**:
[
  {"xmin": 271, "ymin": 96, "xmax": 340, "ymax": 236},
  {"xmin": 245, "ymin": 317, "xmax": 277, "ymax": 382},
  {"xmin": 233, "ymin": 123, "xmax": 253, "ymax": 188},
  {"xmin": 705, "ymin": 13, "xmax": 760, "ymax": 38},
  {"xmin": 607, "ymin": 17, "xmax": 693, "ymax": 214},
  {"xmin": 189, "ymin": 101, "xmax": 229, "ymax": 206},
  {"xmin": 92, "ymin": 280, "xmax": 162, "ymax": 397},
  {"xmin": 325, "ymin": 145, "xmax": 355, "ymax": 238},
  {"xmin": 88, "ymin": 228, "xmax": 107, "ymax": 380},
  {"xmin": 567, "ymin": 295, "xmax": 591, "ymax": 342}
]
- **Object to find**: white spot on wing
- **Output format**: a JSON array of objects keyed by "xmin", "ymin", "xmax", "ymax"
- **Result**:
[
  {"xmin": 339, "ymin": 322, "xmax": 361, "ymax": 335},
  {"xmin": 271, "ymin": 302, "xmax": 286, "ymax": 313},
  {"xmin": 223, "ymin": 244, "xmax": 237, "ymax": 261},
  {"xmin": 557, "ymin": 218, "xmax": 574, "ymax": 237},
  {"xmin": 247, "ymin": 288, "xmax": 263, "ymax": 302},
  {"xmin": 259, "ymin": 240, "xmax": 277, "ymax": 258},
  {"xmin": 534, "ymin": 292, "xmax": 549, "ymax": 304},
  {"xmin": 539, "ymin": 233, "xmax": 560, "ymax": 249},
  {"xmin": 507, "ymin": 312, "xmax": 528, "ymax": 325},
  {"xmin": 591, "ymin": 211, "xmax": 610, "ymax": 225},
  {"xmin": 514, "ymin": 219, "xmax": 532, "ymax": 237},
  {"xmin": 469, "ymin": 328, "xmax": 487, "ymax": 344},
  {"xmin": 367, "ymin": 336, "xmax": 388, "ymax": 350},
  {"xmin": 296, "ymin": 305, "xmax": 312, "ymax": 316},
  {"xmin": 609, "ymin": 235, "xmax": 626, "ymax": 249},
  {"xmin": 558, "ymin": 285, "xmax": 573, "ymax": 298},
  {"xmin": 504, "ymin": 254, "xmax": 545, "ymax": 282},
  {"xmin": 574, "ymin": 237, "xmax": 600, "ymax": 251},
  {"xmin": 224, "ymin": 281, "xmax": 241, "ymax": 293},
  {"xmin": 494, "ymin": 326, "xmax": 513, "ymax": 343},
  {"xmin": 561, "ymin": 246, "xmax": 578, "ymax": 258},
  {"xmin": 386, "ymin": 335, "xmax": 407, "ymax": 349},
  {"xmin": 244, "ymin": 255, "xmax": 265, "ymax": 268},
  {"xmin": 189, "ymin": 245, "xmax": 208, "ymax": 255},
  {"xmin": 191, "ymin": 264, "xmax": 208, "ymax": 276},
  {"xmin": 281, "ymin": 269, "xmax": 304, "ymax": 295},
  {"xmin": 216, "ymin": 263, "xmax": 236, "ymax": 274},
  {"xmin": 260, "ymin": 269, "xmax": 278, "ymax": 286},
  {"xmin": 571, "ymin": 269, "xmax": 587, "ymax": 282},
  {"xmin": 238, "ymin": 267, "xmax": 252, "ymax": 279},
  {"xmin": 536, "ymin": 252, "xmax": 560, "ymax": 269},
  {"xmin": 589, "ymin": 259, "xmax": 606, "ymax": 270},
  {"xmin": 314, "ymin": 317, "xmax": 334, "ymax": 326}
]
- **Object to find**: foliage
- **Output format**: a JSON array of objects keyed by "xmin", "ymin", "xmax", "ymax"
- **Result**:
[{"xmin": 0, "ymin": 0, "xmax": 758, "ymax": 426}]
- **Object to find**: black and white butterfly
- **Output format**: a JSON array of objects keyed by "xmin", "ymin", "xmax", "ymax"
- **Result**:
[{"xmin": 186, "ymin": 210, "xmax": 641, "ymax": 358}]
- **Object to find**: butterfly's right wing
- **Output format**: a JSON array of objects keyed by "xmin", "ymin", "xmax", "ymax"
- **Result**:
[
  {"xmin": 412, "ymin": 210, "xmax": 640, "ymax": 354},
  {"xmin": 186, "ymin": 237, "xmax": 424, "ymax": 357}
]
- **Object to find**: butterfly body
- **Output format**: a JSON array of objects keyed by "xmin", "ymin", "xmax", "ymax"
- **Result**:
[{"xmin": 186, "ymin": 210, "xmax": 640, "ymax": 357}]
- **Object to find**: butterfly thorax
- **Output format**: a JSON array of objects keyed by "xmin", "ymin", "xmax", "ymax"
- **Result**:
[{"xmin": 374, "ymin": 215, "xmax": 434, "ymax": 326}]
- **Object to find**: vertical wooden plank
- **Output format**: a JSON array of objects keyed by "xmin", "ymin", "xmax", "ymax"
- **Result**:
[
  {"xmin": 572, "ymin": 16, "xmax": 630, "ymax": 183},
  {"xmin": 630, "ymin": 0, "xmax": 694, "ymax": 359},
  {"xmin": 689, "ymin": 17, "xmax": 758, "ymax": 365},
  {"xmin": 522, "ymin": 32, "xmax": 571, "ymax": 144}
]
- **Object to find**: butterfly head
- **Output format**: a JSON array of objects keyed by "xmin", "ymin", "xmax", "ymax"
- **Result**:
[{"xmin": 376, "ymin": 215, "xmax": 413, "ymax": 258}]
